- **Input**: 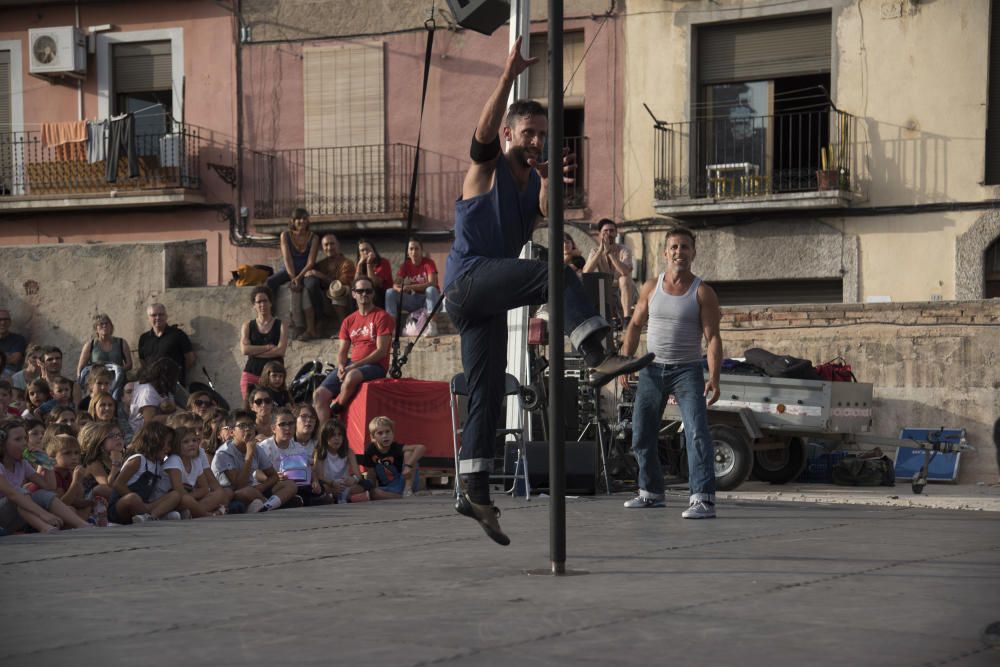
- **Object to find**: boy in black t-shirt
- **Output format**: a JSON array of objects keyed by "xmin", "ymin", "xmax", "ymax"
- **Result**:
[{"xmin": 361, "ymin": 416, "xmax": 425, "ymax": 500}]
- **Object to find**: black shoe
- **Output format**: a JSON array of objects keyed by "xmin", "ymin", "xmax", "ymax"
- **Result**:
[
  {"xmin": 455, "ymin": 493, "xmax": 510, "ymax": 546},
  {"xmin": 285, "ymin": 494, "xmax": 305, "ymax": 509},
  {"xmin": 587, "ymin": 352, "xmax": 655, "ymax": 387}
]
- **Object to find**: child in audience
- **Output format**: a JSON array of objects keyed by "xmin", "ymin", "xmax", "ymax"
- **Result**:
[
  {"xmin": 108, "ymin": 421, "xmax": 182, "ymax": 524},
  {"xmin": 0, "ymin": 380, "xmax": 19, "ymax": 416},
  {"xmin": 312, "ymin": 419, "xmax": 365, "ymax": 503},
  {"xmin": 247, "ymin": 386, "xmax": 275, "ymax": 441},
  {"xmin": 79, "ymin": 420, "xmax": 123, "ymax": 504},
  {"xmin": 78, "ymin": 367, "xmax": 114, "ymax": 412},
  {"xmin": 47, "ymin": 407, "xmax": 77, "ymax": 430},
  {"xmin": 161, "ymin": 426, "xmax": 231, "ymax": 518},
  {"xmin": 361, "ymin": 416, "xmax": 425, "ymax": 500},
  {"xmin": 0, "ymin": 418, "xmax": 90, "ymax": 532},
  {"xmin": 259, "ymin": 362, "xmax": 293, "ymax": 407},
  {"xmin": 258, "ymin": 407, "xmax": 317, "ymax": 504},
  {"xmin": 46, "ymin": 433, "xmax": 96, "ymax": 520},
  {"xmin": 39, "ymin": 376, "xmax": 74, "ymax": 416},
  {"xmin": 25, "ymin": 417, "xmax": 45, "ymax": 452},
  {"xmin": 211, "ymin": 409, "xmax": 300, "ymax": 512},
  {"xmin": 23, "ymin": 378, "xmax": 51, "ymax": 418},
  {"xmin": 294, "ymin": 404, "xmax": 319, "ymax": 453}
]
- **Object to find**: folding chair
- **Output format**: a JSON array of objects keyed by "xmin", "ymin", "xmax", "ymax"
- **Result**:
[{"xmin": 449, "ymin": 372, "xmax": 530, "ymax": 500}]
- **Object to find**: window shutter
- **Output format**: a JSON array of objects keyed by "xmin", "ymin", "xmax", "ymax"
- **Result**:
[
  {"xmin": 698, "ymin": 13, "xmax": 832, "ymax": 84},
  {"xmin": 986, "ymin": 0, "xmax": 1000, "ymax": 184},
  {"xmin": 303, "ymin": 43, "xmax": 384, "ymax": 148},
  {"xmin": 113, "ymin": 41, "xmax": 172, "ymax": 93},
  {"xmin": 0, "ymin": 50, "xmax": 10, "ymax": 133},
  {"xmin": 528, "ymin": 31, "xmax": 585, "ymax": 103}
]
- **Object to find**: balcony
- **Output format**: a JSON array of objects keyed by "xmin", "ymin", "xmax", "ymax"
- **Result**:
[
  {"xmin": 0, "ymin": 123, "xmax": 205, "ymax": 212},
  {"xmin": 653, "ymin": 107, "xmax": 863, "ymax": 218}
]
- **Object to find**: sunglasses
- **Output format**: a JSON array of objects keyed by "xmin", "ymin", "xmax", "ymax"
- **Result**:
[
  {"xmin": 252, "ymin": 397, "xmax": 273, "ymax": 405},
  {"xmin": 194, "ymin": 399, "xmax": 215, "ymax": 408},
  {"xmin": 353, "ymin": 288, "xmax": 374, "ymax": 295}
]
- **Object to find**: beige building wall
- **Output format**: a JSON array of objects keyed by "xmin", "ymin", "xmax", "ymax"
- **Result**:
[{"xmin": 621, "ymin": 0, "xmax": 999, "ymax": 302}]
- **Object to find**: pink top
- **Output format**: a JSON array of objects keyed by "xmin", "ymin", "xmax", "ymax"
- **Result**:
[{"xmin": 0, "ymin": 459, "xmax": 34, "ymax": 487}]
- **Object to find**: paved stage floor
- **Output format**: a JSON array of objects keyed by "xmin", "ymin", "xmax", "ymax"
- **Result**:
[{"xmin": 2, "ymin": 492, "xmax": 998, "ymax": 666}]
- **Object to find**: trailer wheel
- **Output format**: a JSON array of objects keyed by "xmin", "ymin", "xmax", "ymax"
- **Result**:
[
  {"xmin": 752, "ymin": 437, "xmax": 808, "ymax": 484},
  {"xmin": 710, "ymin": 425, "xmax": 752, "ymax": 491}
]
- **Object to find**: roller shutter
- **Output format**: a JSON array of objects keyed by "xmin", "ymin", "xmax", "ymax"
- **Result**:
[
  {"xmin": 113, "ymin": 41, "xmax": 172, "ymax": 93},
  {"xmin": 986, "ymin": 0, "xmax": 1000, "ymax": 184}
]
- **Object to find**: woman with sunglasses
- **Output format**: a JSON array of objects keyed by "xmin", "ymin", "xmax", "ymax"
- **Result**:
[
  {"xmin": 239, "ymin": 286, "xmax": 289, "ymax": 400},
  {"xmin": 311, "ymin": 276, "xmax": 395, "ymax": 422},
  {"xmin": 246, "ymin": 386, "xmax": 276, "ymax": 442},
  {"xmin": 186, "ymin": 391, "xmax": 217, "ymax": 421}
]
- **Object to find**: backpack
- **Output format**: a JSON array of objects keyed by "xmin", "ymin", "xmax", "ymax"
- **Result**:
[
  {"xmin": 230, "ymin": 264, "xmax": 274, "ymax": 287},
  {"xmin": 815, "ymin": 358, "xmax": 857, "ymax": 382},
  {"xmin": 744, "ymin": 348, "xmax": 820, "ymax": 380},
  {"xmin": 831, "ymin": 453, "xmax": 895, "ymax": 487}
]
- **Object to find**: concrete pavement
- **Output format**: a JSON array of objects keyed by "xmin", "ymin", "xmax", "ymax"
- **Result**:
[{"xmin": 1, "ymin": 492, "xmax": 998, "ymax": 666}]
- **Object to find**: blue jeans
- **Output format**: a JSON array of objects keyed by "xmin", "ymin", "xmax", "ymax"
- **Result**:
[
  {"xmin": 385, "ymin": 286, "xmax": 441, "ymax": 319},
  {"xmin": 319, "ymin": 363, "xmax": 386, "ymax": 395},
  {"xmin": 631, "ymin": 362, "xmax": 716, "ymax": 503},
  {"xmin": 446, "ymin": 259, "xmax": 607, "ymax": 474},
  {"xmin": 267, "ymin": 269, "xmax": 323, "ymax": 312}
]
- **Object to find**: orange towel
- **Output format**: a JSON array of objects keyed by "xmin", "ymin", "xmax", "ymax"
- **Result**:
[{"xmin": 41, "ymin": 121, "xmax": 87, "ymax": 148}]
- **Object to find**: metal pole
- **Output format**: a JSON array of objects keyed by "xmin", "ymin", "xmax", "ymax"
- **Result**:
[{"xmin": 547, "ymin": 0, "xmax": 566, "ymax": 575}]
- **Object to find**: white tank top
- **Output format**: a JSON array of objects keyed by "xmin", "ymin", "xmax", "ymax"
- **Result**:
[{"xmin": 647, "ymin": 273, "xmax": 704, "ymax": 364}]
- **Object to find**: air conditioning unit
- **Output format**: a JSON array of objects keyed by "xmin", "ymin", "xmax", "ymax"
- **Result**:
[{"xmin": 28, "ymin": 27, "xmax": 87, "ymax": 78}]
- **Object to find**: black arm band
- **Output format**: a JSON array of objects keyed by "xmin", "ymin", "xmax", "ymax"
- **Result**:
[{"xmin": 470, "ymin": 133, "xmax": 501, "ymax": 163}]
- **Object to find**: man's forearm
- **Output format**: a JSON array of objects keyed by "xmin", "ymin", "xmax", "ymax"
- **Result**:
[
  {"xmin": 475, "ymin": 73, "xmax": 514, "ymax": 143},
  {"xmin": 706, "ymin": 335, "xmax": 722, "ymax": 382}
]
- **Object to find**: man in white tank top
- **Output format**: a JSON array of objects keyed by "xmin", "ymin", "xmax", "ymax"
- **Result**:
[{"xmin": 620, "ymin": 227, "xmax": 723, "ymax": 518}]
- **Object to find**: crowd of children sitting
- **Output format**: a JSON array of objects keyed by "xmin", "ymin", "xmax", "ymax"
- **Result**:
[{"xmin": 0, "ymin": 360, "xmax": 425, "ymax": 534}]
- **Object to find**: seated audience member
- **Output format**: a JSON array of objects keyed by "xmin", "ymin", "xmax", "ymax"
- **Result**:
[
  {"xmin": 24, "ymin": 418, "xmax": 45, "ymax": 452},
  {"xmin": 294, "ymin": 404, "xmax": 320, "ymax": 453},
  {"xmin": 78, "ymin": 366, "xmax": 114, "ymax": 412},
  {"xmin": 186, "ymin": 390, "xmax": 218, "ymax": 422},
  {"xmin": 40, "ymin": 346, "xmax": 81, "ymax": 405},
  {"xmin": 257, "ymin": 408, "xmax": 320, "ymax": 505},
  {"xmin": 159, "ymin": 425, "xmax": 232, "ymax": 518},
  {"xmin": 211, "ymin": 409, "xmax": 300, "ymax": 513},
  {"xmin": 239, "ymin": 286, "xmax": 288, "ymax": 400},
  {"xmin": 312, "ymin": 419, "xmax": 366, "ymax": 504},
  {"xmin": 165, "ymin": 411, "xmax": 230, "ymax": 496},
  {"xmin": 582, "ymin": 218, "xmax": 638, "ymax": 322},
  {"xmin": 23, "ymin": 378, "xmax": 51, "ymax": 419},
  {"xmin": 265, "ymin": 208, "xmax": 321, "ymax": 342},
  {"xmin": 11, "ymin": 344, "xmax": 43, "ymax": 402},
  {"xmin": 39, "ymin": 376, "xmax": 75, "ymax": 417},
  {"xmin": 258, "ymin": 361, "xmax": 293, "ymax": 408},
  {"xmin": 312, "ymin": 276, "xmax": 394, "ymax": 422},
  {"xmin": 202, "ymin": 415, "xmax": 230, "ymax": 462},
  {"xmin": 76, "ymin": 313, "xmax": 131, "ymax": 394},
  {"xmin": 0, "ymin": 419, "xmax": 90, "ymax": 533},
  {"xmin": 247, "ymin": 386, "xmax": 276, "ymax": 441},
  {"xmin": 386, "ymin": 237, "xmax": 441, "ymax": 323},
  {"xmin": 564, "ymin": 233, "xmax": 585, "ymax": 274},
  {"xmin": 0, "ymin": 380, "xmax": 19, "ymax": 417},
  {"xmin": 47, "ymin": 407, "xmax": 78, "ymax": 432},
  {"xmin": 78, "ymin": 421, "xmax": 124, "ymax": 507},
  {"xmin": 138, "ymin": 304, "xmax": 196, "ymax": 387},
  {"xmin": 355, "ymin": 239, "xmax": 393, "ymax": 309},
  {"xmin": 0, "ymin": 308, "xmax": 27, "ymax": 373},
  {"xmin": 45, "ymin": 433, "xmax": 98, "ymax": 521},
  {"xmin": 309, "ymin": 233, "xmax": 356, "ymax": 328},
  {"xmin": 361, "ymin": 416, "xmax": 425, "ymax": 500},
  {"xmin": 108, "ymin": 422, "xmax": 182, "ymax": 525},
  {"xmin": 129, "ymin": 358, "xmax": 180, "ymax": 433}
]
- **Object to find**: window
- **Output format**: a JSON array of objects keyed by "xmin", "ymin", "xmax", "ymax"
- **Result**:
[
  {"xmin": 986, "ymin": 0, "xmax": 1000, "ymax": 184},
  {"xmin": 695, "ymin": 13, "xmax": 833, "ymax": 195},
  {"xmin": 0, "ymin": 49, "xmax": 11, "ymax": 194},
  {"xmin": 113, "ymin": 41, "xmax": 172, "ymax": 154},
  {"xmin": 986, "ymin": 237, "xmax": 1000, "ymax": 298}
]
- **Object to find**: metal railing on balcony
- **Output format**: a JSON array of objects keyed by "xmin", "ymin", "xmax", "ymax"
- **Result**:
[
  {"xmin": 0, "ymin": 123, "xmax": 201, "ymax": 197},
  {"xmin": 251, "ymin": 144, "xmax": 418, "ymax": 221},
  {"xmin": 653, "ymin": 107, "xmax": 855, "ymax": 201}
]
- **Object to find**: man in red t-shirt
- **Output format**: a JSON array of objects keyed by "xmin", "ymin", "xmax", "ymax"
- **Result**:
[
  {"xmin": 312, "ymin": 276, "xmax": 395, "ymax": 422},
  {"xmin": 385, "ymin": 238, "xmax": 442, "ymax": 322}
]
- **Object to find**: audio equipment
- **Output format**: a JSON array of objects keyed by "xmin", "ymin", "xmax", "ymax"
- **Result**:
[
  {"xmin": 444, "ymin": 0, "xmax": 511, "ymax": 36},
  {"xmin": 502, "ymin": 440, "xmax": 599, "ymax": 495}
]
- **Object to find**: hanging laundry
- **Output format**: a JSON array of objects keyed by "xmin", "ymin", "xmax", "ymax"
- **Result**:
[
  {"xmin": 86, "ymin": 119, "xmax": 107, "ymax": 164},
  {"xmin": 40, "ymin": 121, "xmax": 86, "ymax": 162},
  {"xmin": 106, "ymin": 113, "xmax": 138, "ymax": 183}
]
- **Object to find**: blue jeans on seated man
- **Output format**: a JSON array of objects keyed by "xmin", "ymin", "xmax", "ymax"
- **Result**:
[
  {"xmin": 446, "ymin": 258, "xmax": 608, "ymax": 476},
  {"xmin": 318, "ymin": 363, "xmax": 386, "ymax": 396},
  {"xmin": 630, "ymin": 361, "xmax": 716, "ymax": 504},
  {"xmin": 385, "ymin": 286, "xmax": 441, "ymax": 320}
]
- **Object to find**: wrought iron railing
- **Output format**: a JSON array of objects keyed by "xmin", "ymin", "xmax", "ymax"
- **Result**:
[
  {"xmin": 251, "ymin": 143, "xmax": 418, "ymax": 220},
  {"xmin": 0, "ymin": 122, "xmax": 201, "ymax": 197},
  {"xmin": 653, "ymin": 107, "xmax": 855, "ymax": 201}
]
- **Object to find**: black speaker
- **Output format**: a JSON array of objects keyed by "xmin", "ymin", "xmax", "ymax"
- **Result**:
[
  {"xmin": 445, "ymin": 0, "xmax": 511, "ymax": 36},
  {"xmin": 527, "ymin": 375, "xmax": 579, "ymax": 441},
  {"xmin": 502, "ymin": 440, "xmax": 598, "ymax": 495}
]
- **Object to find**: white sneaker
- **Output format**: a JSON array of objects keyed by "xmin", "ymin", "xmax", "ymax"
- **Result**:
[
  {"xmin": 623, "ymin": 495, "xmax": 665, "ymax": 509},
  {"xmin": 247, "ymin": 499, "xmax": 266, "ymax": 514},
  {"xmin": 681, "ymin": 501, "xmax": 716, "ymax": 519},
  {"xmin": 131, "ymin": 513, "xmax": 154, "ymax": 524},
  {"xmin": 162, "ymin": 511, "xmax": 182, "ymax": 520}
]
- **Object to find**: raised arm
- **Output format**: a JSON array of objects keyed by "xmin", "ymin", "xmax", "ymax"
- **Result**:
[{"xmin": 462, "ymin": 36, "xmax": 538, "ymax": 201}]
